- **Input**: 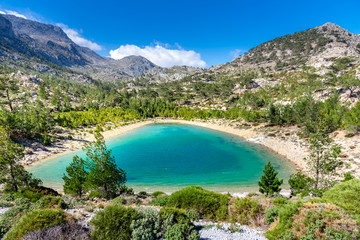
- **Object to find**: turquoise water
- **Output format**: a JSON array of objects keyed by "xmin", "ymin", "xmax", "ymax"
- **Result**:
[{"xmin": 27, "ymin": 124, "xmax": 295, "ymax": 192}]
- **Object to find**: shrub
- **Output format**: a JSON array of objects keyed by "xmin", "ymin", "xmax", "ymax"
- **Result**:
[
  {"xmin": 88, "ymin": 190, "xmax": 101, "ymax": 199},
  {"xmin": 3, "ymin": 209, "xmax": 68, "ymax": 240},
  {"xmin": 152, "ymin": 191, "xmax": 166, "ymax": 197},
  {"xmin": 290, "ymin": 204, "xmax": 359, "ymax": 239},
  {"xmin": 30, "ymin": 196, "xmax": 67, "ymax": 210},
  {"xmin": 110, "ymin": 196, "xmax": 126, "ymax": 205},
  {"xmin": 166, "ymin": 186, "xmax": 230, "ymax": 220},
  {"xmin": 323, "ymin": 179, "xmax": 360, "ymax": 214},
  {"xmin": 265, "ymin": 201, "xmax": 303, "ymax": 240},
  {"xmin": 288, "ymin": 171, "xmax": 314, "ymax": 197},
  {"xmin": 0, "ymin": 199, "xmax": 30, "ymax": 237},
  {"xmin": 160, "ymin": 207, "xmax": 191, "ymax": 224},
  {"xmin": 0, "ymin": 200, "xmax": 13, "ymax": 208},
  {"xmin": 131, "ymin": 208, "xmax": 163, "ymax": 240},
  {"xmin": 265, "ymin": 208, "xmax": 279, "ymax": 224},
  {"xmin": 229, "ymin": 197, "xmax": 263, "ymax": 225},
  {"xmin": 13, "ymin": 186, "xmax": 59, "ymax": 203},
  {"xmin": 164, "ymin": 223, "xmax": 200, "ymax": 240},
  {"xmin": 273, "ymin": 197, "xmax": 289, "ymax": 207},
  {"xmin": 22, "ymin": 222, "xmax": 89, "ymax": 240},
  {"xmin": 150, "ymin": 195, "xmax": 169, "ymax": 206},
  {"xmin": 137, "ymin": 191, "xmax": 149, "ymax": 199},
  {"xmin": 90, "ymin": 205, "xmax": 140, "ymax": 240}
]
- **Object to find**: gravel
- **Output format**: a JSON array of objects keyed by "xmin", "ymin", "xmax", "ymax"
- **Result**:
[
  {"xmin": 194, "ymin": 220, "xmax": 267, "ymax": 240},
  {"xmin": 0, "ymin": 207, "xmax": 10, "ymax": 218}
]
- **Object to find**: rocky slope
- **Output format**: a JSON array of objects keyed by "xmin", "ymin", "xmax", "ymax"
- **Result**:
[{"xmin": 213, "ymin": 23, "xmax": 360, "ymax": 75}]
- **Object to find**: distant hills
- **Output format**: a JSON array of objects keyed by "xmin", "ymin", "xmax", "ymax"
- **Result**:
[{"xmin": 0, "ymin": 13, "xmax": 359, "ymax": 82}]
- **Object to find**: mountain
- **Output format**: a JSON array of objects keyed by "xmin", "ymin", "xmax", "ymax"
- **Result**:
[
  {"xmin": 0, "ymin": 14, "xmax": 162, "ymax": 80},
  {"xmin": 213, "ymin": 23, "xmax": 360, "ymax": 74}
]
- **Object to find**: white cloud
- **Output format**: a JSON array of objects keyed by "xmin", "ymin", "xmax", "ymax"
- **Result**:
[
  {"xmin": 0, "ymin": 9, "xmax": 28, "ymax": 19},
  {"xmin": 57, "ymin": 23, "xmax": 102, "ymax": 51},
  {"xmin": 230, "ymin": 49, "xmax": 246, "ymax": 59},
  {"xmin": 109, "ymin": 44, "xmax": 206, "ymax": 68}
]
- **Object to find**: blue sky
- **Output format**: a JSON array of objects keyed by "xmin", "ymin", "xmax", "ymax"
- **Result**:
[{"xmin": 1, "ymin": 0, "xmax": 360, "ymax": 68}]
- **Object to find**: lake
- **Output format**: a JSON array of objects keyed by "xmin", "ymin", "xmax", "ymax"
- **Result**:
[{"xmin": 27, "ymin": 124, "xmax": 295, "ymax": 192}]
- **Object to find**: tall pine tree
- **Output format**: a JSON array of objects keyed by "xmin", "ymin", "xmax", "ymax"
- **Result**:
[
  {"xmin": 258, "ymin": 161, "xmax": 283, "ymax": 196},
  {"xmin": 63, "ymin": 155, "xmax": 88, "ymax": 197}
]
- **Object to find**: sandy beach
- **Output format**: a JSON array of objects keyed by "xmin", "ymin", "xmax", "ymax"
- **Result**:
[{"xmin": 24, "ymin": 118, "xmax": 360, "ymax": 179}]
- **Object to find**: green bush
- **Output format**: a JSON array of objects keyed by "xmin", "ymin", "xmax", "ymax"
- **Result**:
[
  {"xmin": 0, "ymin": 200, "xmax": 13, "ymax": 208},
  {"xmin": 3, "ymin": 209, "xmax": 67, "ymax": 240},
  {"xmin": 152, "ymin": 191, "xmax": 166, "ymax": 197},
  {"xmin": 88, "ymin": 190, "xmax": 101, "ymax": 199},
  {"xmin": 160, "ymin": 207, "xmax": 191, "ymax": 224},
  {"xmin": 136, "ymin": 191, "xmax": 149, "ymax": 199},
  {"xmin": 229, "ymin": 197, "xmax": 263, "ymax": 225},
  {"xmin": 323, "ymin": 179, "xmax": 360, "ymax": 215},
  {"xmin": 164, "ymin": 223, "xmax": 200, "ymax": 240},
  {"xmin": 131, "ymin": 208, "xmax": 163, "ymax": 240},
  {"xmin": 30, "ymin": 196, "xmax": 67, "ymax": 210},
  {"xmin": 265, "ymin": 207, "xmax": 279, "ymax": 224},
  {"xmin": 90, "ymin": 205, "xmax": 140, "ymax": 240},
  {"xmin": 265, "ymin": 201, "xmax": 303, "ymax": 240},
  {"xmin": 166, "ymin": 186, "xmax": 230, "ymax": 220},
  {"xmin": 110, "ymin": 196, "xmax": 126, "ymax": 205},
  {"xmin": 273, "ymin": 197, "xmax": 289, "ymax": 207},
  {"xmin": 150, "ymin": 195, "xmax": 169, "ymax": 206},
  {"xmin": 13, "ymin": 187, "xmax": 59, "ymax": 203},
  {"xmin": 0, "ymin": 199, "xmax": 30, "ymax": 236},
  {"xmin": 288, "ymin": 171, "xmax": 314, "ymax": 197}
]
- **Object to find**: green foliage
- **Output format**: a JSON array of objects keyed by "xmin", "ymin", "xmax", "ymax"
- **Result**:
[
  {"xmin": 90, "ymin": 205, "xmax": 140, "ymax": 240},
  {"xmin": 159, "ymin": 207, "xmax": 191, "ymax": 224},
  {"xmin": 13, "ymin": 187, "xmax": 59, "ymax": 203},
  {"xmin": 3, "ymin": 209, "xmax": 67, "ymax": 240},
  {"xmin": 152, "ymin": 191, "xmax": 166, "ymax": 197},
  {"xmin": 258, "ymin": 161, "xmax": 283, "ymax": 196},
  {"xmin": 288, "ymin": 171, "xmax": 314, "ymax": 197},
  {"xmin": 0, "ymin": 127, "xmax": 42, "ymax": 193},
  {"xmin": 273, "ymin": 197, "xmax": 289, "ymax": 207},
  {"xmin": 265, "ymin": 207, "xmax": 279, "ymax": 224},
  {"xmin": 306, "ymin": 133, "xmax": 342, "ymax": 194},
  {"xmin": 30, "ymin": 196, "xmax": 67, "ymax": 210},
  {"xmin": 150, "ymin": 195, "xmax": 169, "ymax": 207},
  {"xmin": 82, "ymin": 133, "xmax": 127, "ymax": 199},
  {"xmin": 63, "ymin": 155, "xmax": 88, "ymax": 197},
  {"xmin": 230, "ymin": 197, "xmax": 263, "ymax": 225},
  {"xmin": 164, "ymin": 223, "xmax": 200, "ymax": 240},
  {"xmin": 166, "ymin": 186, "xmax": 230, "ymax": 220},
  {"xmin": 342, "ymin": 172, "xmax": 355, "ymax": 182},
  {"xmin": 131, "ymin": 208, "xmax": 163, "ymax": 240},
  {"xmin": 266, "ymin": 201, "xmax": 303, "ymax": 240},
  {"xmin": 323, "ymin": 179, "xmax": 360, "ymax": 215},
  {"xmin": 0, "ymin": 199, "xmax": 30, "ymax": 237}
]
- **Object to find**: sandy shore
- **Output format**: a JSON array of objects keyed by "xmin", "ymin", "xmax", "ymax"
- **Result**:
[
  {"xmin": 25, "ymin": 119, "xmax": 306, "ymax": 170},
  {"xmin": 24, "ymin": 118, "xmax": 360, "ymax": 179}
]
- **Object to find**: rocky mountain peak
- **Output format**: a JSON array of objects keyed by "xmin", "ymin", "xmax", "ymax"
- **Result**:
[{"xmin": 0, "ymin": 14, "xmax": 15, "ymax": 38}]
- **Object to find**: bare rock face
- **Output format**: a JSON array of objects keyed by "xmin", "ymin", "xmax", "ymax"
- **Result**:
[{"xmin": 0, "ymin": 14, "xmax": 14, "ymax": 38}]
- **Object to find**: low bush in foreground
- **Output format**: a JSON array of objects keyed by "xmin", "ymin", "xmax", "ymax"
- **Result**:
[
  {"xmin": 90, "ymin": 205, "xmax": 141, "ymax": 240},
  {"xmin": 166, "ymin": 186, "xmax": 230, "ymax": 220},
  {"xmin": 323, "ymin": 178, "xmax": 360, "ymax": 215},
  {"xmin": 3, "ymin": 209, "xmax": 68, "ymax": 240},
  {"xmin": 229, "ymin": 197, "xmax": 264, "ymax": 225}
]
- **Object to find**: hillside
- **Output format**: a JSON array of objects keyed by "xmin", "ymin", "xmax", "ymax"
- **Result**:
[{"xmin": 213, "ymin": 23, "xmax": 360, "ymax": 74}]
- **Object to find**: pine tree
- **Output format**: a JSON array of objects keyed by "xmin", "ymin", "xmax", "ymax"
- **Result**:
[
  {"xmin": 62, "ymin": 155, "xmax": 88, "ymax": 197},
  {"xmin": 258, "ymin": 161, "xmax": 283, "ymax": 196},
  {"xmin": 0, "ymin": 127, "xmax": 42, "ymax": 192},
  {"xmin": 84, "ymin": 132, "xmax": 126, "ymax": 199}
]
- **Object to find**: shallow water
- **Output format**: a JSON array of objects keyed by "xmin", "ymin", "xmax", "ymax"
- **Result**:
[{"xmin": 27, "ymin": 124, "xmax": 295, "ymax": 192}]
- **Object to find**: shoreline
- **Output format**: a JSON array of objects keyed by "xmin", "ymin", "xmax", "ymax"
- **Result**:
[
  {"xmin": 25, "ymin": 118, "xmax": 307, "ymax": 171},
  {"xmin": 25, "ymin": 118, "xmax": 360, "ymax": 184}
]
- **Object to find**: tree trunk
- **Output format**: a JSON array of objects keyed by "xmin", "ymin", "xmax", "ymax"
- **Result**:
[
  {"xmin": 9, "ymin": 164, "xmax": 18, "ymax": 192},
  {"xmin": 6, "ymin": 89, "xmax": 13, "ymax": 112}
]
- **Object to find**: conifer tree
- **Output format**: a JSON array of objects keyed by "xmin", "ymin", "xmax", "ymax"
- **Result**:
[
  {"xmin": 85, "ymin": 132, "xmax": 126, "ymax": 199},
  {"xmin": 258, "ymin": 161, "xmax": 283, "ymax": 196},
  {"xmin": 63, "ymin": 155, "xmax": 88, "ymax": 197},
  {"xmin": 0, "ymin": 127, "xmax": 42, "ymax": 192}
]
